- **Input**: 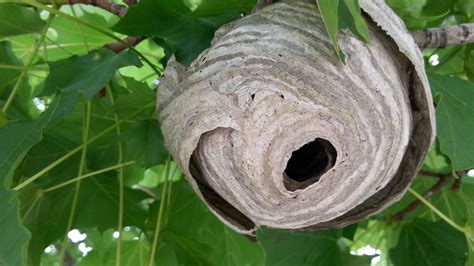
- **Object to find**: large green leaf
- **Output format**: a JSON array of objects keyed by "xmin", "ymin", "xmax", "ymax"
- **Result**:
[
  {"xmin": 429, "ymin": 73, "xmax": 474, "ymax": 170},
  {"xmin": 316, "ymin": 0, "xmax": 342, "ymax": 61},
  {"xmin": 10, "ymin": 5, "xmax": 118, "ymax": 62},
  {"xmin": 0, "ymin": 3, "xmax": 45, "ymax": 37},
  {"xmin": 0, "ymin": 50, "xmax": 141, "ymax": 266},
  {"xmin": 258, "ymin": 228, "xmax": 341, "ymax": 266},
  {"xmin": 112, "ymin": 0, "xmax": 256, "ymax": 65},
  {"xmin": 389, "ymin": 219, "xmax": 468, "ymax": 266},
  {"xmin": 41, "ymin": 49, "xmax": 141, "ymax": 98},
  {"xmin": 0, "ymin": 91, "xmax": 78, "ymax": 266},
  {"xmin": 156, "ymin": 181, "xmax": 265, "ymax": 266},
  {"xmin": 257, "ymin": 227, "xmax": 371, "ymax": 266}
]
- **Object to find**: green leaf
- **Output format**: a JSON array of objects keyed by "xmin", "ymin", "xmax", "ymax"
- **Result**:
[
  {"xmin": 342, "ymin": 0, "xmax": 369, "ymax": 42},
  {"xmin": 0, "ymin": 50, "xmax": 141, "ymax": 265},
  {"xmin": 317, "ymin": 0, "xmax": 369, "ymax": 63},
  {"xmin": 122, "ymin": 119, "xmax": 167, "ymax": 168},
  {"xmin": 112, "ymin": 0, "xmax": 256, "ymax": 65},
  {"xmin": 457, "ymin": 0, "xmax": 474, "ymax": 18},
  {"xmin": 389, "ymin": 219, "xmax": 468, "ymax": 266},
  {"xmin": 113, "ymin": 76, "xmax": 156, "ymax": 120},
  {"xmin": 0, "ymin": 92, "xmax": 77, "ymax": 266},
  {"xmin": 0, "ymin": 3, "xmax": 45, "ymax": 37},
  {"xmin": 258, "ymin": 227, "xmax": 370, "ymax": 266},
  {"xmin": 0, "ymin": 189, "xmax": 30, "ymax": 266},
  {"xmin": 316, "ymin": 0, "xmax": 343, "ymax": 62},
  {"xmin": 158, "ymin": 181, "xmax": 265, "ymax": 266},
  {"xmin": 9, "ymin": 5, "xmax": 118, "ymax": 62},
  {"xmin": 258, "ymin": 228, "xmax": 341, "ymax": 266},
  {"xmin": 428, "ymin": 73, "xmax": 474, "ymax": 170},
  {"xmin": 41, "ymin": 49, "xmax": 141, "ymax": 99},
  {"xmin": 0, "ymin": 41, "xmax": 36, "ymax": 120}
]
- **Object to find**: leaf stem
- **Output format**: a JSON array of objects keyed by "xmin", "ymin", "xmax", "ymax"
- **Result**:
[
  {"xmin": 59, "ymin": 102, "xmax": 91, "ymax": 264},
  {"xmin": 2, "ymin": 12, "xmax": 54, "ymax": 113},
  {"xmin": 106, "ymin": 84, "xmax": 125, "ymax": 266},
  {"xmin": 43, "ymin": 161, "xmax": 134, "ymax": 193},
  {"xmin": 148, "ymin": 158, "xmax": 171, "ymax": 266},
  {"xmin": 12, "ymin": 103, "xmax": 153, "ymax": 191},
  {"xmin": 0, "ymin": 64, "xmax": 48, "ymax": 71},
  {"xmin": 408, "ymin": 187, "xmax": 466, "ymax": 233}
]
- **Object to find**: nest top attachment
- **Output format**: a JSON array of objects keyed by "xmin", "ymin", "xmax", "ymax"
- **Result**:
[{"xmin": 157, "ymin": 0, "xmax": 435, "ymax": 235}]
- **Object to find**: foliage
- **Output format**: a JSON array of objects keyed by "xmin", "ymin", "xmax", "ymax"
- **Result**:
[
  {"xmin": 316, "ymin": 0, "xmax": 369, "ymax": 62},
  {"xmin": 0, "ymin": 0, "xmax": 473, "ymax": 266}
]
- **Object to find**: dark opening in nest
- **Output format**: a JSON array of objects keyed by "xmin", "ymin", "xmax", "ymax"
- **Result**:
[{"xmin": 284, "ymin": 138, "xmax": 337, "ymax": 191}]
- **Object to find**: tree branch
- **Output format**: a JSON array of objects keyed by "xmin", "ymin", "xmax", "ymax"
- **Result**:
[
  {"xmin": 411, "ymin": 23, "xmax": 474, "ymax": 49},
  {"xmin": 105, "ymin": 36, "xmax": 146, "ymax": 53},
  {"xmin": 391, "ymin": 174, "xmax": 452, "ymax": 221},
  {"xmin": 66, "ymin": 0, "xmax": 129, "ymax": 17}
]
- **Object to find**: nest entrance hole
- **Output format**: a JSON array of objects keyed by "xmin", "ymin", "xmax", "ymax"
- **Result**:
[{"xmin": 284, "ymin": 138, "xmax": 337, "ymax": 191}]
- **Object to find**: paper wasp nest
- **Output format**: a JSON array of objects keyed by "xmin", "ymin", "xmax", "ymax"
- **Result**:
[{"xmin": 157, "ymin": 0, "xmax": 435, "ymax": 235}]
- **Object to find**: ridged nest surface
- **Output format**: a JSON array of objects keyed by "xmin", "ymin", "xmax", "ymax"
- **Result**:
[{"xmin": 157, "ymin": 0, "xmax": 435, "ymax": 235}]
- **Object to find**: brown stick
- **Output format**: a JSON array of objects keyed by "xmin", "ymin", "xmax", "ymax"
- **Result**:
[
  {"xmin": 411, "ymin": 23, "xmax": 474, "ymax": 49},
  {"xmin": 105, "ymin": 36, "xmax": 146, "ymax": 53},
  {"xmin": 391, "ymin": 174, "xmax": 452, "ymax": 221},
  {"xmin": 66, "ymin": 0, "xmax": 128, "ymax": 17}
]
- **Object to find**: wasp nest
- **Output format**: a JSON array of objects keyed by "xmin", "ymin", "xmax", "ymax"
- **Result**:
[{"xmin": 157, "ymin": 0, "xmax": 435, "ymax": 235}]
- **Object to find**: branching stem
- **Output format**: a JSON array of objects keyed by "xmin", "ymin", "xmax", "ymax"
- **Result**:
[
  {"xmin": 2, "ymin": 13, "xmax": 54, "ymax": 113},
  {"xmin": 12, "ymin": 103, "xmax": 153, "ymax": 191}
]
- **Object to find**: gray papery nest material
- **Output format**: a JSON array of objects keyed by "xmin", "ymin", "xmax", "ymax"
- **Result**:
[{"xmin": 157, "ymin": 0, "xmax": 435, "ymax": 236}]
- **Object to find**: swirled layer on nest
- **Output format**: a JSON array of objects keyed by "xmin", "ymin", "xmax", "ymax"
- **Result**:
[{"xmin": 157, "ymin": 0, "xmax": 435, "ymax": 235}]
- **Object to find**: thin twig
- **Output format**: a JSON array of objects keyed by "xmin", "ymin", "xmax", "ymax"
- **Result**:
[{"xmin": 412, "ymin": 23, "xmax": 474, "ymax": 49}]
